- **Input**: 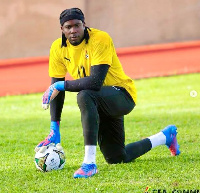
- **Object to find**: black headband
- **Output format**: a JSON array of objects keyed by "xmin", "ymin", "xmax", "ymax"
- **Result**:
[{"xmin": 60, "ymin": 8, "xmax": 85, "ymax": 26}]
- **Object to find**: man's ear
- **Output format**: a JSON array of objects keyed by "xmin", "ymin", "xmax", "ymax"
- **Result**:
[
  {"xmin": 83, "ymin": 22, "xmax": 86, "ymax": 29},
  {"xmin": 61, "ymin": 26, "xmax": 63, "ymax": 32}
]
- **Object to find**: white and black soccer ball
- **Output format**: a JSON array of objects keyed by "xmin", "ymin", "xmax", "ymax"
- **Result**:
[{"xmin": 34, "ymin": 145, "xmax": 66, "ymax": 172}]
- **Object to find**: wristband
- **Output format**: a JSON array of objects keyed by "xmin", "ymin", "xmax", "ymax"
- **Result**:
[{"xmin": 54, "ymin": 81, "xmax": 65, "ymax": 91}]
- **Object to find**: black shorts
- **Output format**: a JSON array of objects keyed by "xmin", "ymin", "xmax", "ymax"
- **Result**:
[{"xmin": 77, "ymin": 86, "xmax": 135, "ymax": 163}]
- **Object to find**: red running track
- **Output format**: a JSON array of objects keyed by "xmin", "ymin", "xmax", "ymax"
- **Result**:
[{"xmin": 0, "ymin": 41, "xmax": 200, "ymax": 96}]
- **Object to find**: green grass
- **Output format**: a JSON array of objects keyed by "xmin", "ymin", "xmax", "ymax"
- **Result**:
[{"xmin": 0, "ymin": 73, "xmax": 200, "ymax": 193}]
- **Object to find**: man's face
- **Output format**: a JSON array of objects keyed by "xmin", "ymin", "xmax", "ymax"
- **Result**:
[{"xmin": 61, "ymin": 19, "xmax": 85, "ymax": 46}]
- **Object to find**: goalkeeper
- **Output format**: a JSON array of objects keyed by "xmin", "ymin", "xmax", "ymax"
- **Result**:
[{"xmin": 35, "ymin": 8, "xmax": 180, "ymax": 178}]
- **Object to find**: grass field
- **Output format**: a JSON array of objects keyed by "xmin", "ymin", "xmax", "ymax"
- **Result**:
[{"xmin": 0, "ymin": 73, "xmax": 200, "ymax": 193}]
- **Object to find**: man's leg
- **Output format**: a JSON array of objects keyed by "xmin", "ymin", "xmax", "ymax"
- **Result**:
[
  {"xmin": 124, "ymin": 125, "xmax": 181, "ymax": 163},
  {"xmin": 73, "ymin": 86, "xmax": 134, "ymax": 178},
  {"xmin": 98, "ymin": 114, "xmax": 152, "ymax": 164},
  {"xmin": 35, "ymin": 78, "xmax": 65, "ymax": 153},
  {"xmin": 98, "ymin": 115, "xmax": 126, "ymax": 164},
  {"xmin": 99, "ymin": 123, "xmax": 180, "ymax": 164}
]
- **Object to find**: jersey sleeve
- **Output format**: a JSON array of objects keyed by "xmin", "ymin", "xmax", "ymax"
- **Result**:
[
  {"xmin": 91, "ymin": 32, "xmax": 113, "ymax": 66},
  {"xmin": 49, "ymin": 39, "xmax": 67, "ymax": 78}
]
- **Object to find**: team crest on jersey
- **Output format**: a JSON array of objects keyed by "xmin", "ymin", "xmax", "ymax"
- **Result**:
[{"xmin": 85, "ymin": 50, "xmax": 89, "ymax": 59}]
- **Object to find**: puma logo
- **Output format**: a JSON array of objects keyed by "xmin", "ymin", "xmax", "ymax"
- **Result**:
[{"xmin": 64, "ymin": 57, "xmax": 70, "ymax": 62}]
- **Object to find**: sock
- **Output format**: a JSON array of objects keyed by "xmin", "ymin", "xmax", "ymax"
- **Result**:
[
  {"xmin": 50, "ymin": 121, "xmax": 60, "ymax": 144},
  {"xmin": 50, "ymin": 121, "xmax": 60, "ymax": 132},
  {"xmin": 148, "ymin": 132, "xmax": 166, "ymax": 148},
  {"xmin": 83, "ymin": 145, "xmax": 96, "ymax": 164}
]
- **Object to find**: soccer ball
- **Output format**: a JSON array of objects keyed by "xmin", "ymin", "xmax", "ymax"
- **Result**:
[{"xmin": 34, "ymin": 145, "xmax": 66, "ymax": 172}]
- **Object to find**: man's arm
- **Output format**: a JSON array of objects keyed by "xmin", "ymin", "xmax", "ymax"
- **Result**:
[{"xmin": 64, "ymin": 64, "xmax": 109, "ymax": 92}]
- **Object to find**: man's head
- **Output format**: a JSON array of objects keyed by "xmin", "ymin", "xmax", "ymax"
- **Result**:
[{"xmin": 60, "ymin": 8, "xmax": 87, "ymax": 46}]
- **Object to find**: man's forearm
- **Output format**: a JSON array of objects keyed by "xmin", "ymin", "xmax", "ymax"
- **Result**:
[{"xmin": 64, "ymin": 64, "xmax": 109, "ymax": 92}]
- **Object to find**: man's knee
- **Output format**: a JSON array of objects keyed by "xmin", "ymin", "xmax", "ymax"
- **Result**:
[
  {"xmin": 100, "ymin": 144, "xmax": 126, "ymax": 164},
  {"xmin": 77, "ymin": 90, "xmax": 93, "ymax": 107},
  {"xmin": 104, "ymin": 154, "xmax": 125, "ymax": 164}
]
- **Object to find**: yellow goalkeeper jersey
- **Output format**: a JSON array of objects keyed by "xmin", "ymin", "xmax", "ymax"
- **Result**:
[{"xmin": 49, "ymin": 28, "xmax": 137, "ymax": 103}]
